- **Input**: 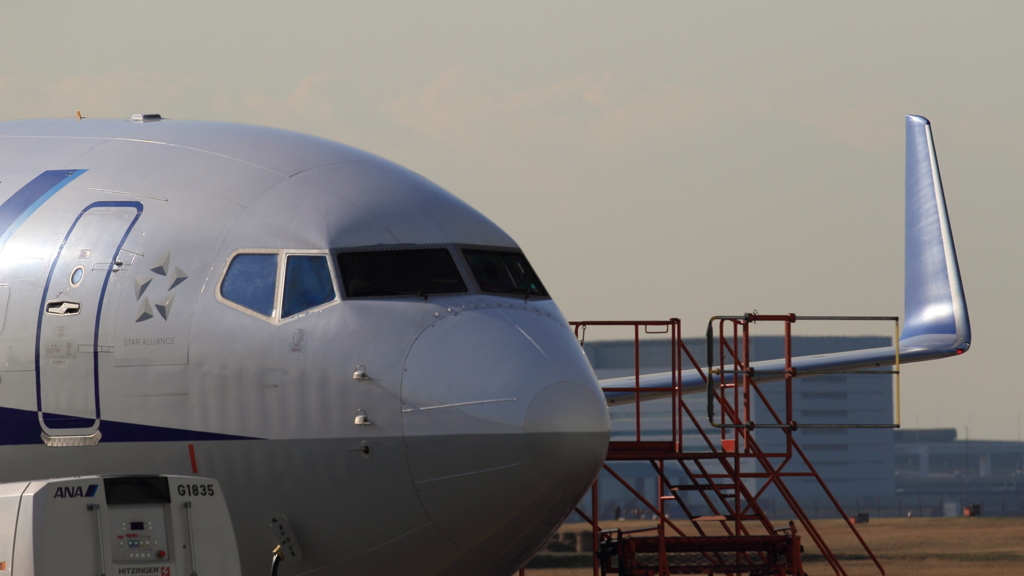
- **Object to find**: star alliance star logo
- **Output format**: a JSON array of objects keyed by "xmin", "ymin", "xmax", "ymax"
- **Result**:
[{"xmin": 134, "ymin": 252, "xmax": 188, "ymax": 322}]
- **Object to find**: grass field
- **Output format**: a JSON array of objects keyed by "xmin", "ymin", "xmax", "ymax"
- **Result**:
[{"xmin": 523, "ymin": 516, "xmax": 1024, "ymax": 575}]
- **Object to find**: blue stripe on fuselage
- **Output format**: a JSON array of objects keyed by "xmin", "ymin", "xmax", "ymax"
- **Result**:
[
  {"xmin": 0, "ymin": 171, "xmax": 253, "ymax": 445},
  {"xmin": 0, "ymin": 170, "xmax": 87, "ymax": 246},
  {"xmin": 1, "ymin": 405, "xmax": 254, "ymax": 444}
]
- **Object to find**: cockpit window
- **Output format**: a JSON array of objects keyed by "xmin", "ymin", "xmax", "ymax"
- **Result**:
[
  {"xmin": 221, "ymin": 253, "xmax": 278, "ymax": 316},
  {"xmin": 463, "ymin": 249, "xmax": 548, "ymax": 298},
  {"xmin": 337, "ymin": 248, "xmax": 467, "ymax": 298},
  {"xmin": 283, "ymin": 255, "xmax": 336, "ymax": 317}
]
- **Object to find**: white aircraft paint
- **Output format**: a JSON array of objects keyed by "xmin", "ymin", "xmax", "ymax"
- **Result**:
[{"xmin": 0, "ymin": 117, "xmax": 610, "ymax": 576}]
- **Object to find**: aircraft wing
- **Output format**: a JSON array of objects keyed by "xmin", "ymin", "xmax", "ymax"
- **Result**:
[{"xmin": 602, "ymin": 115, "xmax": 970, "ymax": 406}]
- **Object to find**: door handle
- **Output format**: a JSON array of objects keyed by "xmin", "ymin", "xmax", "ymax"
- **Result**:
[
  {"xmin": 92, "ymin": 261, "xmax": 125, "ymax": 272},
  {"xmin": 45, "ymin": 301, "xmax": 81, "ymax": 316}
]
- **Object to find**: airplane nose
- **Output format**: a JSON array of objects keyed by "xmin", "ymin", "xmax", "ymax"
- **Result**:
[
  {"xmin": 401, "ymin": 306, "xmax": 609, "ymax": 569},
  {"xmin": 524, "ymin": 379, "xmax": 610, "ymax": 475}
]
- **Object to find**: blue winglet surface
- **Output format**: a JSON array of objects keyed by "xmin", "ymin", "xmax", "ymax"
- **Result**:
[{"xmin": 901, "ymin": 115, "xmax": 970, "ymax": 353}]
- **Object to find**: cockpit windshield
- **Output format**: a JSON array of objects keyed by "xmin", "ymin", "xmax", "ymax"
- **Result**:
[
  {"xmin": 219, "ymin": 245, "xmax": 549, "ymax": 318},
  {"xmin": 462, "ymin": 249, "xmax": 548, "ymax": 298},
  {"xmin": 337, "ymin": 248, "xmax": 468, "ymax": 298}
]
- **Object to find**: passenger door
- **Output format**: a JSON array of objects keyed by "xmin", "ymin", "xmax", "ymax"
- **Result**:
[{"xmin": 37, "ymin": 201, "xmax": 143, "ymax": 440}]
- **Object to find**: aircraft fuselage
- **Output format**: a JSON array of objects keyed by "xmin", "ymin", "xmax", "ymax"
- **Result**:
[{"xmin": 0, "ymin": 118, "xmax": 610, "ymax": 575}]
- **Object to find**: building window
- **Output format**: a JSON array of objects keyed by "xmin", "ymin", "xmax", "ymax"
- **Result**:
[
  {"xmin": 803, "ymin": 375, "xmax": 848, "ymax": 383},
  {"xmin": 803, "ymin": 444, "xmax": 849, "ymax": 452},
  {"xmin": 801, "ymin": 409, "xmax": 848, "ymax": 418},
  {"xmin": 801, "ymin": 392, "xmax": 848, "ymax": 400}
]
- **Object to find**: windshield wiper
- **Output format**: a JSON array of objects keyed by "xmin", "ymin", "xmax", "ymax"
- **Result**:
[{"xmin": 520, "ymin": 284, "xmax": 538, "ymax": 302}]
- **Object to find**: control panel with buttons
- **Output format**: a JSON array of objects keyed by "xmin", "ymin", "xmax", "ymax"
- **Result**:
[{"xmin": 108, "ymin": 503, "xmax": 170, "ymax": 563}]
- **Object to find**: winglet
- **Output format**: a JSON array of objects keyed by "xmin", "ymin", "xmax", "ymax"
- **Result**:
[
  {"xmin": 599, "ymin": 115, "xmax": 972, "ymax": 406},
  {"xmin": 901, "ymin": 115, "xmax": 970, "ymax": 355}
]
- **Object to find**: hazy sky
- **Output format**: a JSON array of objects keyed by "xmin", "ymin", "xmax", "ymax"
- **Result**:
[{"xmin": 2, "ymin": 2, "xmax": 1022, "ymax": 440}]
